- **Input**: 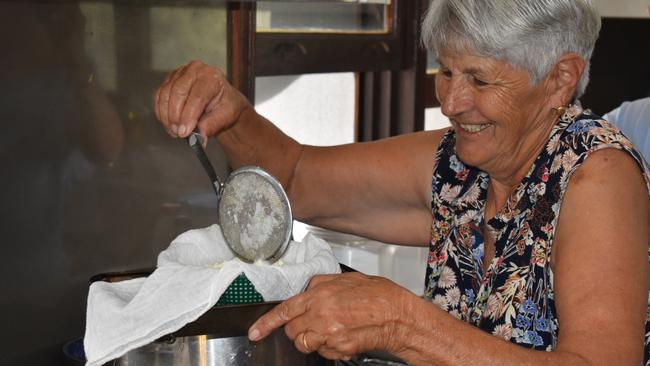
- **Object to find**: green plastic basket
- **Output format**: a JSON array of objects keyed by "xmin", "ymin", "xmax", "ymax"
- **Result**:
[{"xmin": 216, "ymin": 273, "xmax": 264, "ymax": 306}]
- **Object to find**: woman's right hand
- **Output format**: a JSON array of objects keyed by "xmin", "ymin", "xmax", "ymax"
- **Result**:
[{"xmin": 153, "ymin": 60, "xmax": 251, "ymax": 139}]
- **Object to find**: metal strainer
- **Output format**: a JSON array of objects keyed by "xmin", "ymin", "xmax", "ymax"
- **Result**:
[{"xmin": 187, "ymin": 130, "xmax": 292, "ymax": 263}]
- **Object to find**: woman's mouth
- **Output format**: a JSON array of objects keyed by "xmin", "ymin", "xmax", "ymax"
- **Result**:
[{"xmin": 457, "ymin": 123, "xmax": 491, "ymax": 133}]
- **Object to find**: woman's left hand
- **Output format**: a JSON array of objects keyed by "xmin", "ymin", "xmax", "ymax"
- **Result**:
[{"xmin": 248, "ymin": 272, "xmax": 416, "ymax": 360}]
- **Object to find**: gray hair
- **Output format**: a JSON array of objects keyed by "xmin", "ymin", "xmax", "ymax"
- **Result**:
[{"xmin": 422, "ymin": 0, "xmax": 601, "ymax": 97}]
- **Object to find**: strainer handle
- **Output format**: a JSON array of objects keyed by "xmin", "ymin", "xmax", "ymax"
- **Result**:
[{"xmin": 187, "ymin": 129, "xmax": 223, "ymax": 200}]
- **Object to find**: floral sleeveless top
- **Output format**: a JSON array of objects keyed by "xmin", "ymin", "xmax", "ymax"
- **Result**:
[{"xmin": 424, "ymin": 104, "xmax": 650, "ymax": 362}]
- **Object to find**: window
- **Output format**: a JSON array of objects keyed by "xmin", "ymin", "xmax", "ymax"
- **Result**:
[
  {"xmin": 257, "ymin": 1, "xmax": 389, "ymax": 33},
  {"xmin": 423, "ymin": 48, "xmax": 449, "ymax": 130},
  {"xmin": 254, "ymin": 1, "xmax": 404, "ymax": 76}
]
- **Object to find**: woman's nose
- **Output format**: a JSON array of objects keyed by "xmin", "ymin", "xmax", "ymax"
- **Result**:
[{"xmin": 439, "ymin": 77, "xmax": 472, "ymax": 117}]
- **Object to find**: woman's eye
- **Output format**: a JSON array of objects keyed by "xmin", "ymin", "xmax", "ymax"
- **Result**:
[
  {"xmin": 440, "ymin": 69, "xmax": 452, "ymax": 79},
  {"xmin": 472, "ymin": 76, "xmax": 488, "ymax": 86}
]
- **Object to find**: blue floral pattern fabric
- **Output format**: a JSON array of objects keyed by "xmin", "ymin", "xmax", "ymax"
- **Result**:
[{"xmin": 424, "ymin": 104, "xmax": 650, "ymax": 362}]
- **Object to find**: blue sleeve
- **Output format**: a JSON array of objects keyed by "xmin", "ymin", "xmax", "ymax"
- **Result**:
[{"xmin": 603, "ymin": 98, "xmax": 650, "ymax": 162}]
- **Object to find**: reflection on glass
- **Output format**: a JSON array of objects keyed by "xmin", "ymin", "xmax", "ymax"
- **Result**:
[
  {"xmin": 0, "ymin": 1, "xmax": 230, "ymax": 364},
  {"xmin": 80, "ymin": 2, "xmax": 117, "ymax": 91},
  {"xmin": 257, "ymin": 1, "xmax": 389, "ymax": 33},
  {"xmin": 150, "ymin": 5, "xmax": 227, "ymax": 71}
]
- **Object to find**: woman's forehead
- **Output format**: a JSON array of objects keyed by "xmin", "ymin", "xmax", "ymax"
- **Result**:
[
  {"xmin": 438, "ymin": 50, "xmax": 533, "ymax": 84},
  {"xmin": 438, "ymin": 50, "xmax": 502, "ymax": 71}
]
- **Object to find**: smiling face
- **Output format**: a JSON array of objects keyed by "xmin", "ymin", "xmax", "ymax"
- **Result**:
[{"xmin": 436, "ymin": 49, "xmax": 560, "ymax": 183}]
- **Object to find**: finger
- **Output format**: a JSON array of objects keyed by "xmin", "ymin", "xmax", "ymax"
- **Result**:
[
  {"xmin": 293, "ymin": 330, "xmax": 329, "ymax": 354},
  {"xmin": 248, "ymin": 294, "xmax": 309, "ymax": 341},
  {"xmin": 283, "ymin": 312, "xmax": 310, "ymax": 340},
  {"xmin": 155, "ymin": 70, "xmax": 176, "ymax": 123},
  {"xmin": 196, "ymin": 101, "xmax": 232, "ymax": 137},
  {"xmin": 318, "ymin": 350, "xmax": 352, "ymax": 362},
  {"xmin": 153, "ymin": 87, "xmax": 162, "ymax": 126},
  {"xmin": 179, "ymin": 76, "xmax": 222, "ymax": 137},
  {"xmin": 156, "ymin": 69, "xmax": 182, "ymax": 133},
  {"xmin": 197, "ymin": 79, "xmax": 250, "ymax": 138},
  {"xmin": 315, "ymin": 344, "xmax": 353, "ymax": 362},
  {"xmin": 162, "ymin": 68, "xmax": 177, "ymax": 84},
  {"xmin": 154, "ymin": 79, "xmax": 168, "ymax": 127},
  {"xmin": 168, "ymin": 70, "xmax": 198, "ymax": 137},
  {"xmin": 153, "ymin": 87, "xmax": 173, "ymax": 135},
  {"xmin": 156, "ymin": 84, "xmax": 173, "ymax": 135},
  {"xmin": 293, "ymin": 332, "xmax": 312, "ymax": 354},
  {"xmin": 162, "ymin": 67, "xmax": 188, "ymax": 133}
]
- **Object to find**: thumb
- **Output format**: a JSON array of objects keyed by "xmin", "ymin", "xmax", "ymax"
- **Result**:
[{"xmin": 198, "ymin": 87, "xmax": 252, "ymax": 138}]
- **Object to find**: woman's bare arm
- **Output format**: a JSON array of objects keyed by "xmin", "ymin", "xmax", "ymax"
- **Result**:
[
  {"xmin": 550, "ymin": 148, "xmax": 649, "ymax": 365},
  {"xmin": 154, "ymin": 61, "xmax": 442, "ymax": 245},
  {"xmin": 249, "ymin": 148, "xmax": 650, "ymax": 365}
]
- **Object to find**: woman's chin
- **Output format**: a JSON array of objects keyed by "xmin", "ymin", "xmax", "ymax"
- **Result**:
[
  {"xmin": 453, "ymin": 126, "xmax": 496, "ymax": 169},
  {"xmin": 455, "ymin": 146, "xmax": 490, "ymax": 169}
]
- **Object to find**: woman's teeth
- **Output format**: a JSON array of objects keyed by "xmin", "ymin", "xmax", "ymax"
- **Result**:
[{"xmin": 459, "ymin": 123, "xmax": 490, "ymax": 133}]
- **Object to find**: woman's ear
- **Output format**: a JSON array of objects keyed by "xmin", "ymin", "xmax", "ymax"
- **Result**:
[{"xmin": 547, "ymin": 53, "xmax": 586, "ymax": 105}]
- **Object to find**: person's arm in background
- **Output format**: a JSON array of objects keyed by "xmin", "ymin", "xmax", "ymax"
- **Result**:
[
  {"xmin": 153, "ymin": 61, "xmax": 443, "ymax": 246},
  {"xmin": 603, "ymin": 97, "xmax": 650, "ymax": 162}
]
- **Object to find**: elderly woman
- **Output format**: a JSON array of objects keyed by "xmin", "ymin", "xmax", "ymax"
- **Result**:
[{"xmin": 153, "ymin": 0, "xmax": 650, "ymax": 364}]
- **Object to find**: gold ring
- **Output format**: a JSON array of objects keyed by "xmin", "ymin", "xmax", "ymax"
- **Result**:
[{"xmin": 301, "ymin": 332, "xmax": 311, "ymax": 351}]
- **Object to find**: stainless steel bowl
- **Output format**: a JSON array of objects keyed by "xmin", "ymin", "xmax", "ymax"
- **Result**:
[{"xmin": 109, "ymin": 330, "xmax": 332, "ymax": 366}]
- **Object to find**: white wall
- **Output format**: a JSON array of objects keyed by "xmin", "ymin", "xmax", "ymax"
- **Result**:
[
  {"xmin": 424, "ymin": 107, "xmax": 451, "ymax": 131},
  {"xmin": 255, "ymin": 73, "xmax": 356, "ymax": 146}
]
